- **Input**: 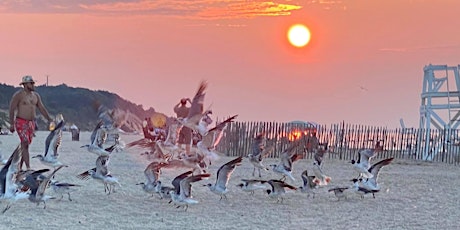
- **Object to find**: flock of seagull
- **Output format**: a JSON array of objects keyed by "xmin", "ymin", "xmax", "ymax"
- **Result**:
[{"xmin": 0, "ymin": 80, "xmax": 395, "ymax": 213}]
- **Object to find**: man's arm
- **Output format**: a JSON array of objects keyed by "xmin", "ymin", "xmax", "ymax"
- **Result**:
[
  {"xmin": 35, "ymin": 93, "xmax": 52, "ymax": 122},
  {"xmin": 8, "ymin": 92, "xmax": 19, "ymax": 132},
  {"xmin": 173, "ymin": 102, "xmax": 181, "ymax": 113}
]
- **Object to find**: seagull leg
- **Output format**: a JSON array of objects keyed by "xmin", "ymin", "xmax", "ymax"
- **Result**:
[{"xmin": 67, "ymin": 193, "xmax": 72, "ymax": 201}]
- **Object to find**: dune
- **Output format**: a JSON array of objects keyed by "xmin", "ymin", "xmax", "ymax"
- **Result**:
[{"xmin": 0, "ymin": 131, "xmax": 458, "ymax": 229}]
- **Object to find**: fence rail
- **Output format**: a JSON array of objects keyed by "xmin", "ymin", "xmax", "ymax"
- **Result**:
[{"xmin": 215, "ymin": 121, "xmax": 460, "ymax": 165}]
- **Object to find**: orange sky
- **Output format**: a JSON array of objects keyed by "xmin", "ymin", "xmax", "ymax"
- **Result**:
[{"xmin": 1, "ymin": 0, "xmax": 460, "ymax": 128}]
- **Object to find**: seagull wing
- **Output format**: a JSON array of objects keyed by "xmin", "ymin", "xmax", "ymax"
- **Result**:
[
  {"xmin": 215, "ymin": 156, "xmax": 242, "ymax": 189},
  {"xmin": 36, "ymin": 165, "xmax": 66, "ymax": 198},
  {"xmin": 90, "ymin": 120, "xmax": 104, "ymax": 146},
  {"xmin": 359, "ymin": 148, "xmax": 378, "ymax": 168},
  {"xmin": 144, "ymin": 162, "xmax": 167, "ymax": 184},
  {"xmin": 76, "ymin": 168, "xmax": 96, "ymax": 180},
  {"xmin": 279, "ymin": 141, "xmax": 300, "ymax": 170},
  {"xmin": 366, "ymin": 157, "xmax": 394, "ymax": 186},
  {"xmin": 96, "ymin": 155, "xmax": 110, "ymax": 176},
  {"xmin": 204, "ymin": 115, "xmax": 237, "ymax": 149},
  {"xmin": 301, "ymin": 170, "xmax": 315, "ymax": 189},
  {"xmin": 250, "ymin": 133, "xmax": 265, "ymax": 157},
  {"xmin": 180, "ymin": 173, "xmax": 210, "ymax": 198},
  {"xmin": 187, "ymin": 81, "xmax": 207, "ymax": 120},
  {"xmin": 44, "ymin": 120, "xmax": 65, "ymax": 158},
  {"xmin": 0, "ymin": 145, "xmax": 22, "ymax": 195},
  {"xmin": 268, "ymin": 180, "xmax": 296, "ymax": 193},
  {"xmin": 171, "ymin": 171, "xmax": 193, "ymax": 195},
  {"xmin": 314, "ymin": 144, "xmax": 327, "ymax": 165}
]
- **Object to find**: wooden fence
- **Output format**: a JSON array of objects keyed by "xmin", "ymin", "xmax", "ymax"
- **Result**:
[{"xmin": 215, "ymin": 121, "xmax": 460, "ymax": 165}]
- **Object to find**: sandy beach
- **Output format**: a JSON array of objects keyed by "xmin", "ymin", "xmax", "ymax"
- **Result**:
[{"xmin": 0, "ymin": 131, "xmax": 458, "ymax": 230}]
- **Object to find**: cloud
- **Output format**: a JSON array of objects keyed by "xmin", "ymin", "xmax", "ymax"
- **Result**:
[
  {"xmin": 0, "ymin": 0, "xmax": 305, "ymax": 19},
  {"xmin": 379, "ymin": 44, "xmax": 460, "ymax": 53}
]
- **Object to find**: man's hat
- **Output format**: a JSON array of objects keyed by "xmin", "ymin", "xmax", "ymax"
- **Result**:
[{"xmin": 20, "ymin": 75, "xmax": 35, "ymax": 85}]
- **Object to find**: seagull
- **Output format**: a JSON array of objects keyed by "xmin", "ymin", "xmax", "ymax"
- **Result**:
[
  {"xmin": 156, "ymin": 181, "xmax": 175, "ymax": 200},
  {"xmin": 81, "ymin": 121, "xmax": 111, "ymax": 156},
  {"xmin": 248, "ymin": 132, "xmax": 273, "ymax": 177},
  {"xmin": 47, "ymin": 117, "xmax": 65, "ymax": 157},
  {"xmin": 312, "ymin": 161, "xmax": 332, "ymax": 186},
  {"xmin": 350, "ymin": 142, "xmax": 382, "ymax": 179},
  {"xmin": 205, "ymin": 156, "xmax": 243, "ymax": 201},
  {"xmin": 0, "ymin": 145, "xmax": 30, "ymax": 213},
  {"xmin": 351, "ymin": 178, "xmax": 378, "ymax": 199},
  {"xmin": 137, "ymin": 161, "xmax": 168, "ymax": 196},
  {"xmin": 178, "ymin": 81, "xmax": 211, "ymax": 136},
  {"xmin": 299, "ymin": 169, "xmax": 317, "ymax": 198},
  {"xmin": 197, "ymin": 115, "xmax": 238, "ymax": 163},
  {"xmin": 313, "ymin": 143, "xmax": 328, "ymax": 167},
  {"xmin": 263, "ymin": 179, "xmax": 297, "ymax": 203},
  {"xmin": 361, "ymin": 157, "xmax": 394, "ymax": 191},
  {"xmin": 328, "ymin": 187, "xmax": 349, "ymax": 201},
  {"xmin": 24, "ymin": 165, "xmax": 67, "ymax": 209},
  {"xmin": 269, "ymin": 141, "xmax": 301, "ymax": 182},
  {"xmin": 169, "ymin": 171, "xmax": 210, "ymax": 211},
  {"xmin": 77, "ymin": 155, "xmax": 119, "ymax": 194},
  {"xmin": 163, "ymin": 118, "xmax": 180, "ymax": 147},
  {"xmin": 50, "ymin": 180, "xmax": 81, "ymax": 201},
  {"xmin": 32, "ymin": 120, "xmax": 66, "ymax": 168},
  {"xmin": 236, "ymin": 179, "xmax": 267, "ymax": 195}
]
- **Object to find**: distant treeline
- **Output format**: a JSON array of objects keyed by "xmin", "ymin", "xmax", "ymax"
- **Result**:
[{"xmin": 0, "ymin": 83, "xmax": 156, "ymax": 131}]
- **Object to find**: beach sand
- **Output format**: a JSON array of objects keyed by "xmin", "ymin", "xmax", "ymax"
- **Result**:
[{"xmin": 0, "ymin": 131, "xmax": 458, "ymax": 230}]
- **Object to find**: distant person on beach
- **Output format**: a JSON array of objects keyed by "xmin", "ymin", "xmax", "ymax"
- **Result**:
[
  {"xmin": 306, "ymin": 131, "xmax": 319, "ymax": 154},
  {"xmin": 174, "ymin": 98, "xmax": 192, "ymax": 156},
  {"xmin": 142, "ymin": 117, "xmax": 156, "ymax": 141},
  {"xmin": 9, "ymin": 75, "xmax": 53, "ymax": 171}
]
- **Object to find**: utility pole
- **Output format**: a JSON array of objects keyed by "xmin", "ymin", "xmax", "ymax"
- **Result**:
[{"xmin": 46, "ymin": 75, "xmax": 49, "ymax": 86}]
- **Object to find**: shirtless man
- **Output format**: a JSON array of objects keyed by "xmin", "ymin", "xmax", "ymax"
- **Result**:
[{"xmin": 9, "ymin": 75, "xmax": 53, "ymax": 170}]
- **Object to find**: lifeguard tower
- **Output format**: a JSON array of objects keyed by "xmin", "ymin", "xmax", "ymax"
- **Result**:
[{"xmin": 419, "ymin": 64, "xmax": 460, "ymax": 159}]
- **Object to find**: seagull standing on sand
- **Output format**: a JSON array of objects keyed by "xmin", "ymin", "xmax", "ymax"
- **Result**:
[{"xmin": 205, "ymin": 156, "xmax": 243, "ymax": 201}]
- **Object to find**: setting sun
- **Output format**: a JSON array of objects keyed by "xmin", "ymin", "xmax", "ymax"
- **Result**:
[{"xmin": 287, "ymin": 24, "xmax": 311, "ymax": 48}]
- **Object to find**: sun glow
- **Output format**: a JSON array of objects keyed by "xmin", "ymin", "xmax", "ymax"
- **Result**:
[{"xmin": 287, "ymin": 24, "xmax": 311, "ymax": 48}]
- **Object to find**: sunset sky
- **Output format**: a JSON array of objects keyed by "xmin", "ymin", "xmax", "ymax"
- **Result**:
[{"xmin": 1, "ymin": 0, "xmax": 460, "ymax": 128}]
